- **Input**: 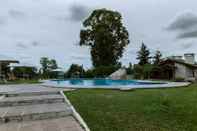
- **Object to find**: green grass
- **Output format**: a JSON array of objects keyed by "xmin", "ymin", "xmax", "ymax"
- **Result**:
[
  {"xmin": 65, "ymin": 84, "xmax": 197, "ymax": 131},
  {"xmin": 0, "ymin": 79, "xmax": 41, "ymax": 84}
]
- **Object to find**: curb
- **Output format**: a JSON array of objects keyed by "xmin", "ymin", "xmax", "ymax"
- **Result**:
[{"xmin": 60, "ymin": 91, "xmax": 90, "ymax": 131}]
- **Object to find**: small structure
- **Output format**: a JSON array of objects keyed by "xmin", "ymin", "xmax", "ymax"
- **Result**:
[
  {"xmin": 161, "ymin": 53, "xmax": 197, "ymax": 81},
  {"xmin": 0, "ymin": 55, "xmax": 19, "ymax": 80},
  {"xmin": 9, "ymin": 63, "xmax": 37, "ymax": 80},
  {"xmin": 109, "ymin": 68, "xmax": 127, "ymax": 80}
]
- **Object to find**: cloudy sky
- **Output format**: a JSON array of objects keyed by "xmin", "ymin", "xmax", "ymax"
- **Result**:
[{"xmin": 0, "ymin": 0, "xmax": 197, "ymax": 69}]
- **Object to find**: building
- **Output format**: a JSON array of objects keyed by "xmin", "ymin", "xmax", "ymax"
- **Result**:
[
  {"xmin": 9, "ymin": 63, "xmax": 37, "ymax": 80},
  {"xmin": 0, "ymin": 55, "xmax": 19, "ymax": 80},
  {"xmin": 161, "ymin": 53, "xmax": 197, "ymax": 81}
]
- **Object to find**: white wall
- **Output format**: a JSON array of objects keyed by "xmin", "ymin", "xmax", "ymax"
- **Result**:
[
  {"xmin": 175, "ymin": 63, "xmax": 196, "ymax": 80},
  {"xmin": 175, "ymin": 63, "xmax": 186, "ymax": 79}
]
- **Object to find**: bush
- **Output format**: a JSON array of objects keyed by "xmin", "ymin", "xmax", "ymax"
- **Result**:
[
  {"xmin": 174, "ymin": 77, "xmax": 185, "ymax": 82},
  {"xmin": 133, "ymin": 64, "xmax": 143, "ymax": 79},
  {"xmin": 84, "ymin": 69, "xmax": 94, "ymax": 78},
  {"xmin": 65, "ymin": 64, "xmax": 85, "ymax": 78},
  {"xmin": 126, "ymin": 63, "xmax": 133, "ymax": 75}
]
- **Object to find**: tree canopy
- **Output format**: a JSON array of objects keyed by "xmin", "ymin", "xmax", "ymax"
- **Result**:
[
  {"xmin": 153, "ymin": 50, "xmax": 162, "ymax": 65},
  {"xmin": 137, "ymin": 43, "xmax": 151, "ymax": 65},
  {"xmin": 80, "ymin": 9, "xmax": 130, "ymax": 67},
  {"xmin": 65, "ymin": 64, "xmax": 85, "ymax": 78},
  {"xmin": 40, "ymin": 57, "xmax": 58, "ymax": 78}
]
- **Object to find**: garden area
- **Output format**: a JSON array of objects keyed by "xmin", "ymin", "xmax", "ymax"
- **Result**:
[{"xmin": 66, "ymin": 84, "xmax": 197, "ymax": 131}]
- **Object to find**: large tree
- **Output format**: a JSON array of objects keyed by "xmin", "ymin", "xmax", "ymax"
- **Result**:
[
  {"xmin": 49, "ymin": 59, "xmax": 58, "ymax": 70},
  {"xmin": 40, "ymin": 57, "xmax": 49, "ymax": 74},
  {"xmin": 137, "ymin": 43, "xmax": 151, "ymax": 65},
  {"xmin": 40, "ymin": 57, "xmax": 58, "ymax": 78},
  {"xmin": 80, "ymin": 9, "xmax": 129, "ymax": 67}
]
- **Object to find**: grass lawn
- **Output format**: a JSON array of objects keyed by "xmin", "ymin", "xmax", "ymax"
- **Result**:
[
  {"xmin": 65, "ymin": 84, "xmax": 197, "ymax": 131},
  {"xmin": 0, "ymin": 79, "xmax": 41, "ymax": 84}
]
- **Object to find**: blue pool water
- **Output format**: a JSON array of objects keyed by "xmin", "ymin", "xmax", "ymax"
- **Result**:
[{"xmin": 48, "ymin": 79, "xmax": 163, "ymax": 87}]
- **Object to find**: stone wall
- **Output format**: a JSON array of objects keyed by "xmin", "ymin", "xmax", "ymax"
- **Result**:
[
  {"xmin": 175, "ymin": 63, "xmax": 187, "ymax": 79},
  {"xmin": 175, "ymin": 63, "xmax": 197, "ymax": 82}
]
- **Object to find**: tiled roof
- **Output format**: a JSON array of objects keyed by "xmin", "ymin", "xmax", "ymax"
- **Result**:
[{"xmin": 164, "ymin": 58, "xmax": 197, "ymax": 68}]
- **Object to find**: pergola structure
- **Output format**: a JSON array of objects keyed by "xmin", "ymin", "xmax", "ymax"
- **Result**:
[{"xmin": 0, "ymin": 55, "xmax": 19, "ymax": 80}]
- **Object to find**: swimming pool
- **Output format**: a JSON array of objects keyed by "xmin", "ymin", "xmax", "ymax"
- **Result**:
[
  {"xmin": 54, "ymin": 79, "xmax": 162, "ymax": 86},
  {"xmin": 42, "ymin": 79, "xmax": 190, "ymax": 90}
]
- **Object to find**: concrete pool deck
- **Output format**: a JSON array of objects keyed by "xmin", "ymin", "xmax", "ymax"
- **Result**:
[{"xmin": 0, "ymin": 84, "xmax": 85, "ymax": 131}]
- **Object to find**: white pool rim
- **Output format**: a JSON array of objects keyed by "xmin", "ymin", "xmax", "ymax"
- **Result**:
[{"xmin": 41, "ymin": 79, "xmax": 191, "ymax": 90}]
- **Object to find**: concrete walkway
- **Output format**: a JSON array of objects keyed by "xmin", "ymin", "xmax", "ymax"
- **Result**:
[{"xmin": 0, "ymin": 84, "xmax": 84, "ymax": 131}]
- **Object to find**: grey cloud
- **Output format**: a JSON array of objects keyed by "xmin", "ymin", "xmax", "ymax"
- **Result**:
[
  {"xmin": 9, "ymin": 9, "xmax": 26, "ymax": 19},
  {"xmin": 181, "ymin": 43, "xmax": 194, "ymax": 49},
  {"xmin": 32, "ymin": 41, "xmax": 40, "ymax": 47},
  {"xmin": 16, "ymin": 42, "xmax": 28, "ymax": 49},
  {"xmin": 177, "ymin": 30, "xmax": 197, "ymax": 39},
  {"xmin": 0, "ymin": 17, "xmax": 7, "ymax": 25},
  {"xmin": 166, "ymin": 11, "xmax": 197, "ymax": 31},
  {"xmin": 69, "ymin": 4, "xmax": 90, "ymax": 22},
  {"xmin": 17, "ymin": 41, "xmax": 40, "ymax": 49},
  {"xmin": 166, "ymin": 11, "xmax": 197, "ymax": 39}
]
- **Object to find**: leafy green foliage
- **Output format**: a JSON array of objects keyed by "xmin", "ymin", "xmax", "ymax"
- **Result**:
[
  {"xmin": 137, "ymin": 43, "xmax": 151, "ymax": 65},
  {"xmin": 133, "ymin": 64, "xmax": 154, "ymax": 79},
  {"xmin": 49, "ymin": 59, "xmax": 58, "ymax": 69},
  {"xmin": 126, "ymin": 63, "xmax": 133, "ymax": 74},
  {"xmin": 80, "ymin": 9, "xmax": 129, "ymax": 67},
  {"xmin": 133, "ymin": 64, "xmax": 144, "ymax": 79},
  {"xmin": 65, "ymin": 64, "xmax": 85, "ymax": 78},
  {"xmin": 143, "ymin": 64, "xmax": 154, "ymax": 79},
  {"xmin": 40, "ymin": 57, "xmax": 49, "ymax": 74},
  {"xmin": 134, "ymin": 44, "xmax": 175, "ymax": 80},
  {"xmin": 153, "ymin": 50, "xmax": 162, "ymax": 65},
  {"xmin": 12, "ymin": 67, "xmax": 37, "ymax": 79},
  {"xmin": 40, "ymin": 57, "xmax": 58, "ymax": 78}
]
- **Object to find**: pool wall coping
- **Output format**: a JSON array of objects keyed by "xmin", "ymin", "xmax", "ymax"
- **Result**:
[
  {"xmin": 60, "ymin": 91, "xmax": 90, "ymax": 131},
  {"xmin": 41, "ymin": 80, "xmax": 191, "ymax": 90}
]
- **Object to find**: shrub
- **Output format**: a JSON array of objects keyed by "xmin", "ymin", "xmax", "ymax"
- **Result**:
[
  {"xmin": 65, "ymin": 64, "xmax": 85, "ymax": 78},
  {"xmin": 174, "ymin": 77, "xmax": 185, "ymax": 82},
  {"xmin": 84, "ymin": 69, "xmax": 94, "ymax": 78}
]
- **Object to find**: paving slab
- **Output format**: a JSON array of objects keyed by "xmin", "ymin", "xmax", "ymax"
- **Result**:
[
  {"xmin": 0, "ymin": 94, "xmax": 65, "ymax": 107},
  {"xmin": 0, "ymin": 103, "xmax": 72, "ymax": 122},
  {"xmin": 0, "ymin": 84, "xmax": 85, "ymax": 131},
  {"xmin": 0, "ymin": 116, "xmax": 84, "ymax": 131},
  {"xmin": 0, "ymin": 84, "xmax": 71, "ymax": 94}
]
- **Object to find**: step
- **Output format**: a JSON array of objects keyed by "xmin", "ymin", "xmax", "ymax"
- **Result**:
[
  {"xmin": 0, "ymin": 94, "xmax": 65, "ymax": 107},
  {"xmin": 2, "ymin": 91, "xmax": 60, "ymax": 97},
  {"xmin": 0, "ymin": 103, "xmax": 72, "ymax": 123}
]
